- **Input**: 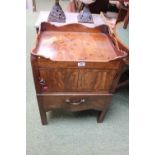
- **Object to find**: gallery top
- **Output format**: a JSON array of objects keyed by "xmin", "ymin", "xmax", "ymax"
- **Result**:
[{"xmin": 32, "ymin": 22, "xmax": 127, "ymax": 62}]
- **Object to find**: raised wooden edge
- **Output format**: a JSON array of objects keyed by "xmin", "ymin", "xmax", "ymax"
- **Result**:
[
  {"xmin": 38, "ymin": 22, "xmax": 109, "ymax": 34},
  {"xmin": 108, "ymin": 34, "xmax": 128, "ymax": 57},
  {"xmin": 37, "ymin": 92, "xmax": 113, "ymax": 96},
  {"xmin": 31, "ymin": 22, "xmax": 127, "ymax": 62},
  {"xmin": 31, "ymin": 53, "xmax": 127, "ymax": 63}
]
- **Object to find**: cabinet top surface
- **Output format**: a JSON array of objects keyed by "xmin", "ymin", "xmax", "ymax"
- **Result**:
[{"xmin": 32, "ymin": 24, "xmax": 126, "ymax": 62}]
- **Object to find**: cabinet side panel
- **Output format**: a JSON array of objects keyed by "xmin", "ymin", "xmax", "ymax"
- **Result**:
[{"xmin": 31, "ymin": 55, "xmax": 42, "ymax": 93}]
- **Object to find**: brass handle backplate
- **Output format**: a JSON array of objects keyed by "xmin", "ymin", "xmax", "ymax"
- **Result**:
[
  {"xmin": 39, "ymin": 78, "xmax": 48, "ymax": 91},
  {"xmin": 65, "ymin": 99, "xmax": 85, "ymax": 106},
  {"xmin": 39, "ymin": 79, "xmax": 45, "ymax": 85}
]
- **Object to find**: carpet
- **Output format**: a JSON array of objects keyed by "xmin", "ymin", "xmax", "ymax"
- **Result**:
[{"xmin": 26, "ymin": 1, "xmax": 129, "ymax": 154}]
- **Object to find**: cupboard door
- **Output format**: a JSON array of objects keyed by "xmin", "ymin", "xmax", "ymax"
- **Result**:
[
  {"xmin": 78, "ymin": 69, "xmax": 117, "ymax": 92},
  {"xmin": 39, "ymin": 69, "xmax": 79, "ymax": 92}
]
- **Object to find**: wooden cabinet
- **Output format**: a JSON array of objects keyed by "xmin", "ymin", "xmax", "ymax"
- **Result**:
[{"xmin": 31, "ymin": 22, "xmax": 127, "ymax": 125}]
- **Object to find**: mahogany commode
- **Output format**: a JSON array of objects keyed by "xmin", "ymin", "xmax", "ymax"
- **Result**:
[{"xmin": 31, "ymin": 22, "xmax": 127, "ymax": 125}]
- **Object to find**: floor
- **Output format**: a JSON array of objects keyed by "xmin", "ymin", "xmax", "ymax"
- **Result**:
[{"xmin": 26, "ymin": 1, "xmax": 129, "ymax": 155}]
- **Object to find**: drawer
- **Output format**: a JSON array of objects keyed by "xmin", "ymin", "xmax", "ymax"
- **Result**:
[{"xmin": 38, "ymin": 94, "xmax": 112, "ymax": 112}]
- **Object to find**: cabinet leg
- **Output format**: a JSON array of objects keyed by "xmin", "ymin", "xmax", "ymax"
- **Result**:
[
  {"xmin": 37, "ymin": 96, "xmax": 48, "ymax": 125},
  {"xmin": 97, "ymin": 109, "xmax": 107, "ymax": 123},
  {"xmin": 39, "ymin": 109, "xmax": 47, "ymax": 125}
]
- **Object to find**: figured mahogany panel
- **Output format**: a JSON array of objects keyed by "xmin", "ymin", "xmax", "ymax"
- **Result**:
[
  {"xmin": 38, "ymin": 68, "xmax": 117, "ymax": 93},
  {"xmin": 39, "ymin": 68, "xmax": 79, "ymax": 92},
  {"xmin": 78, "ymin": 69, "xmax": 117, "ymax": 92}
]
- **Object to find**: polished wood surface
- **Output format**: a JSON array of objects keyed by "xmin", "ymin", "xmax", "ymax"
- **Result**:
[
  {"xmin": 33, "ymin": 32, "xmax": 125, "ymax": 62},
  {"xmin": 39, "ymin": 94, "xmax": 112, "ymax": 112},
  {"xmin": 33, "ymin": 23, "xmax": 126, "ymax": 61},
  {"xmin": 36, "ymin": 68, "xmax": 118, "ymax": 93},
  {"xmin": 31, "ymin": 23, "xmax": 127, "ymax": 125}
]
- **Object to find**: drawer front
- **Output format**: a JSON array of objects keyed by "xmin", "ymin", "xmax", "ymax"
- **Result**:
[{"xmin": 38, "ymin": 94, "xmax": 112, "ymax": 112}]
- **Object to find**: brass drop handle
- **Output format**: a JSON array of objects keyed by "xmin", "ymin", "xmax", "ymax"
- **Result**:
[{"xmin": 65, "ymin": 99, "xmax": 85, "ymax": 106}]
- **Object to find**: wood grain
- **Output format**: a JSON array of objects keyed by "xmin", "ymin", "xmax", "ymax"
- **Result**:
[
  {"xmin": 32, "ymin": 23, "xmax": 126, "ymax": 62},
  {"xmin": 31, "ymin": 23, "xmax": 127, "ymax": 124}
]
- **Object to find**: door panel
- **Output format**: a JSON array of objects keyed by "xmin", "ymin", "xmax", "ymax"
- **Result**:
[
  {"xmin": 38, "ymin": 68, "xmax": 117, "ymax": 93},
  {"xmin": 78, "ymin": 69, "xmax": 116, "ymax": 92},
  {"xmin": 39, "ymin": 69, "xmax": 79, "ymax": 92}
]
